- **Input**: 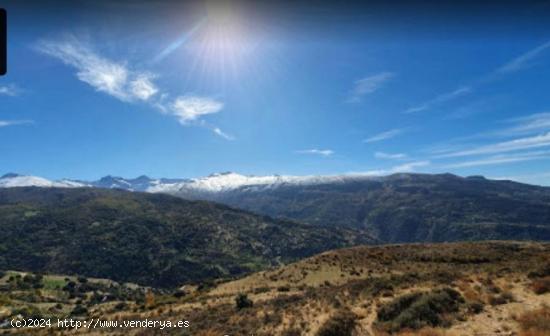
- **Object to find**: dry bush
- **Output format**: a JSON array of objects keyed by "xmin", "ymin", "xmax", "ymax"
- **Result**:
[
  {"xmin": 530, "ymin": 277, "xmax": 550, "ymax": 295},
  {"xmin": 488, "ymin": 290, "xmax": 515, "ymax": 306},
  {"xmin": 397, "ymin": 327, "xmax": 450, "ymax": 335},
  {"xmin": 462, "ymin": 287, "xmax": 480, "ymax": 301},
  {"xmin": 375, "ymin": 287, "xmax": 464, "ymax": 332},
  {"xmin": 516, "ymin": 306, "xmax": 550, "ymax": 336},
  {"xmin": 316, "ymin": 309, "xmax": 357, "ymax": 336}
]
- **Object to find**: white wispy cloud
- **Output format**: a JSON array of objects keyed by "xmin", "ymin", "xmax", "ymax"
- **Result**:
[
  {"xmin": 347, "ymin": 72, "xmax": 394, "ymax": 103},
  {"xmin": 36, "ymin": 36, "xmax": 231, "ymax": 139},
  {"xmin": 363, "ymin": 128, "xmax": 404, "ymax": 143},
  {"xmin": 497, "ymin": 40, "xmax": 550, "ymax": 74},
  {"xmin": 443, "ymin": 150, "xmax": 550, "ymax": 168},
  {"xmin": 0, "ymin": 120, "xmax": 33, "ymax": 127},
  {"xmin": 374, "ymin": 151, "xmax": 408, "ymax": 160},
  {"xmin": 212, "ymin": 127, "xmax": 235, "ymax": 140},
  {"xmin": 499, "ymin": 112, "xmax": 550, "ymax": 136},
  {"xmin": 438, "ymin": 132, "xmax": 550, "ymax": 158},
  {"xmin": 390, "ymin": 160, "xmax": 430, "ymax": 172},
  {"xmin": 295, "ymin": 149, "xmax": 334, "ymax": 157},
  {"xmin": 170, "ymin": 96, "xmax": 223, "ymax": 124},
  {"xmin": 129, "ymin": 74, "xmax": 159, "ymax": 101},
  {"xmin": 405, "ymin": 41, "xmax": 550, "ymax": 115},
  {"xmin": 0, "ymin": 84, "xmax": 21, "ymax": 96},
  {"xmin": 350, "ymin": 160, "xmax": 430, "ymax": 176},
  {"xmin": 424, "ymin": 111, "xmax": 550, "ymax": 154},
  {"xmin": 405, "ymin": 86, "xmax": 471, "ymax": 114},
  {"xmin": 36, "ymin": 37, "xmax": 148, "ymax": 102}
]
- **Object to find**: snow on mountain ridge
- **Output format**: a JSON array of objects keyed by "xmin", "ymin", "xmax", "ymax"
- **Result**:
[
  {"xmin": 146, "ymin": 172, "xmax": 382, "ymax": 193},
  {"xmin": 0, "ymin": 172, "xmax": 383, "ymax": 192},
  {"xmin": 0, "ymin": 175, "xmax": 89, "ymax": 188}
]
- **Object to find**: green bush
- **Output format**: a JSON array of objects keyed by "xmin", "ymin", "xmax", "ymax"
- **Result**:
[
  {"xmin": 70, "ymin": 305, "xmax": 88, "ymax": 316},
  {"xmin": 376, "ymin": 287, "xmax": 464, "ymax": 332},
  {"xmin": 316, "ymin": 309, "xmax": 357, "ymax": 336},
  {"xmin": 467, "ymin": 302, "xmax": 484, "ymax": 314},
  {"xmin": 235, "ymin": 293, "xmax": 253, "ymax": 310}
]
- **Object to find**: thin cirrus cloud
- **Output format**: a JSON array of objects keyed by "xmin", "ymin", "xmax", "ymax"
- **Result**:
[
  {"xmin": 497, "ymin": 40, "xmax": 550, "ymax": 74},
  {"xmin": 0, "ymin": 120, "xmax": 34, "ymax": 127},
  {"xmin": 363, "ymin": 128, "xmax": 404, "ymax": 143},
  {"xmin": 424, "ymin": 111, "xmax": 550, "ymax": 151},
  {"xmin": 443, "ymin": 150, "xmax": 550, "ymax": 169},
  {"xmin": 404, "ymin": 86, "xmax": 471, "ymax": 114},
  {"xmin": 212, "ymin": 127, "xmax": 235, "ymax": 141},
  {"xmin": 0, "ymin": 84, "xmax": 21, "ymax": 96},
  {"xmin": 499, "ymin": 112, "xmax": 550, "ymax": 136},
  {"xmin": 438, "ymin": 132, "xmax": 550, "ymax": 158},
  {"xmin": 389, "ymin": 160, "xmax": 430, "ymax": 173},
  {"xmin": 346, "ymin": 72, "xmax": 394, "ymax": 103},
  {"xmin": 295, "ymin": 149, "xmax": 334, "ymax": 157},
  {"xmin": 417, "ymin": 112, "xmax": 550, "ymax": 169},
  {"xmin": 352, "ymin": 160, "xmax": 430, "ymax": 176},
  {"xmin": 35, "ymin": 36, "xmax": 232, "ymax": 140},
  {"xmin": 374, "ymin": 151, "xmax": 408, "ymax": 160},
  {"xmin": 405, "ymin": 40, "xmax": 550, "ymax": 115}
]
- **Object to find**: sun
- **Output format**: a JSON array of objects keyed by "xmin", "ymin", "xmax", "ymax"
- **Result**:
[
  {"xmin": 190, "ymin": 1, "xmax": 260, "ymax": 79},
  {"xmin": 201, "ymin": 1, "xmax": 256, "ymax": 68}
]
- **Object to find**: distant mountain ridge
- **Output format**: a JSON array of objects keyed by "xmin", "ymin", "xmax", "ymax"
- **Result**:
[
  {"xmin": 0, "ymin": 173, "xmax": 88, "ymax": 188},
  {"xmin": 3, "ymin": 171, "xmax": 550, "ymax": 243},
  {"xmin": 205, "ymin": 173, "xmax": 550, "ymax": 242},
  {"xmin": 0, "ymin": 171, "xmax": 385, "ymax": 193}
]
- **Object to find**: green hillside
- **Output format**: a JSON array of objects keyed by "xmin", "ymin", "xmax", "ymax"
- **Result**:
[
  {"xmin": 202, "ymin": 173, "xmax": 550, "ymax": 242},
  {"xmin": 0, "ymin": 187, "xmax": 374, "ymax": 288}
]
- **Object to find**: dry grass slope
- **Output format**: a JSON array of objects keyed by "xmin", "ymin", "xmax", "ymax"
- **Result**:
[{"xmin": 2, "ymin": 241, "xmax": 549, "ymax": 335}]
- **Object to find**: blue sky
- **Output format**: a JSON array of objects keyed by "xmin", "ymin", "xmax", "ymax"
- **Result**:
[{"xmin": 2, "ymin": 1, "xmax": 550, "ymax": 185}]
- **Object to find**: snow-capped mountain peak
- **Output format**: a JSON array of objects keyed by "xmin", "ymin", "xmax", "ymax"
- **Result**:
[
  {"xmin": 0, "ymin": 171, "xmax": 383, "ymax": 193},
  {"xmin": 0, "ymin": 174, "xmax": 89, "ymax": 188}
]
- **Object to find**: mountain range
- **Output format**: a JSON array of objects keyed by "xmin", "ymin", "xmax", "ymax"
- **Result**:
[
  {"xmin": 0, "ymin": 171, "xmax": 383, "ymax": 193},
  {"xmin": 2, "ymin": 172, "xmax": 550, "ymax": 244}
]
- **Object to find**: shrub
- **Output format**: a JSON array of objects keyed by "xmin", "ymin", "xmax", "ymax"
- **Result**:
[
  {"xmin": 398, "ymin": 327, "xmax": 448, "ymax": 336},
  {"xmin": 375, "ymin": 287, "xmax": 464, "ymax": 332},
  {"xmin": 235, "ymin": 293, "xmax": 253, "ymax": 310},
  {"xmin": 527, "ymin": 265, "xmax": 550, "ymax": 279},
  {"xmin": 70, "ymin": 305, "xmax": 88, "ymax": 316},
  {"xmin": 12, "ymin": 306, "xmax": 42, "ymax": 319},
  {"xmin": 282, "ymin": 328, "xmax": 302, "ymax": 336},
  {"xmin": 531, "ymin": 277, "xmax": 550, "ymax": 295},
  {"xmin": 63, "ymin": 281, "xmax": 77, "ymax": 291},
  {"xmin": 488, "ymin": 291, "xmax": 514, "ymax": 306},
  {"xmin": 516, "ymin": 306, "xmax": 550, "ymax": 335},
  {"xmin": 316, "ymin": 309, "xmax": 357, "ymax": 336},
  {"xmin": 114, "ymin": 302, "xmax": 126, "ymax": 311},
  {"xmin": 467, "ymin": 302, "xmax": 484, "ymax": 314},
  {"xmin": 253, "ymin": 286, "xmax": 270, "ymax": 294},
  {"xmin": 173, "ymin": 289, "xmax": 187, "ymax": 298}
]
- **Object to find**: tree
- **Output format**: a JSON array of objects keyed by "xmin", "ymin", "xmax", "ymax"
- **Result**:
[{"xmin": 235, "ymin": 293, "xmax": 253, "ymax": 310}]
